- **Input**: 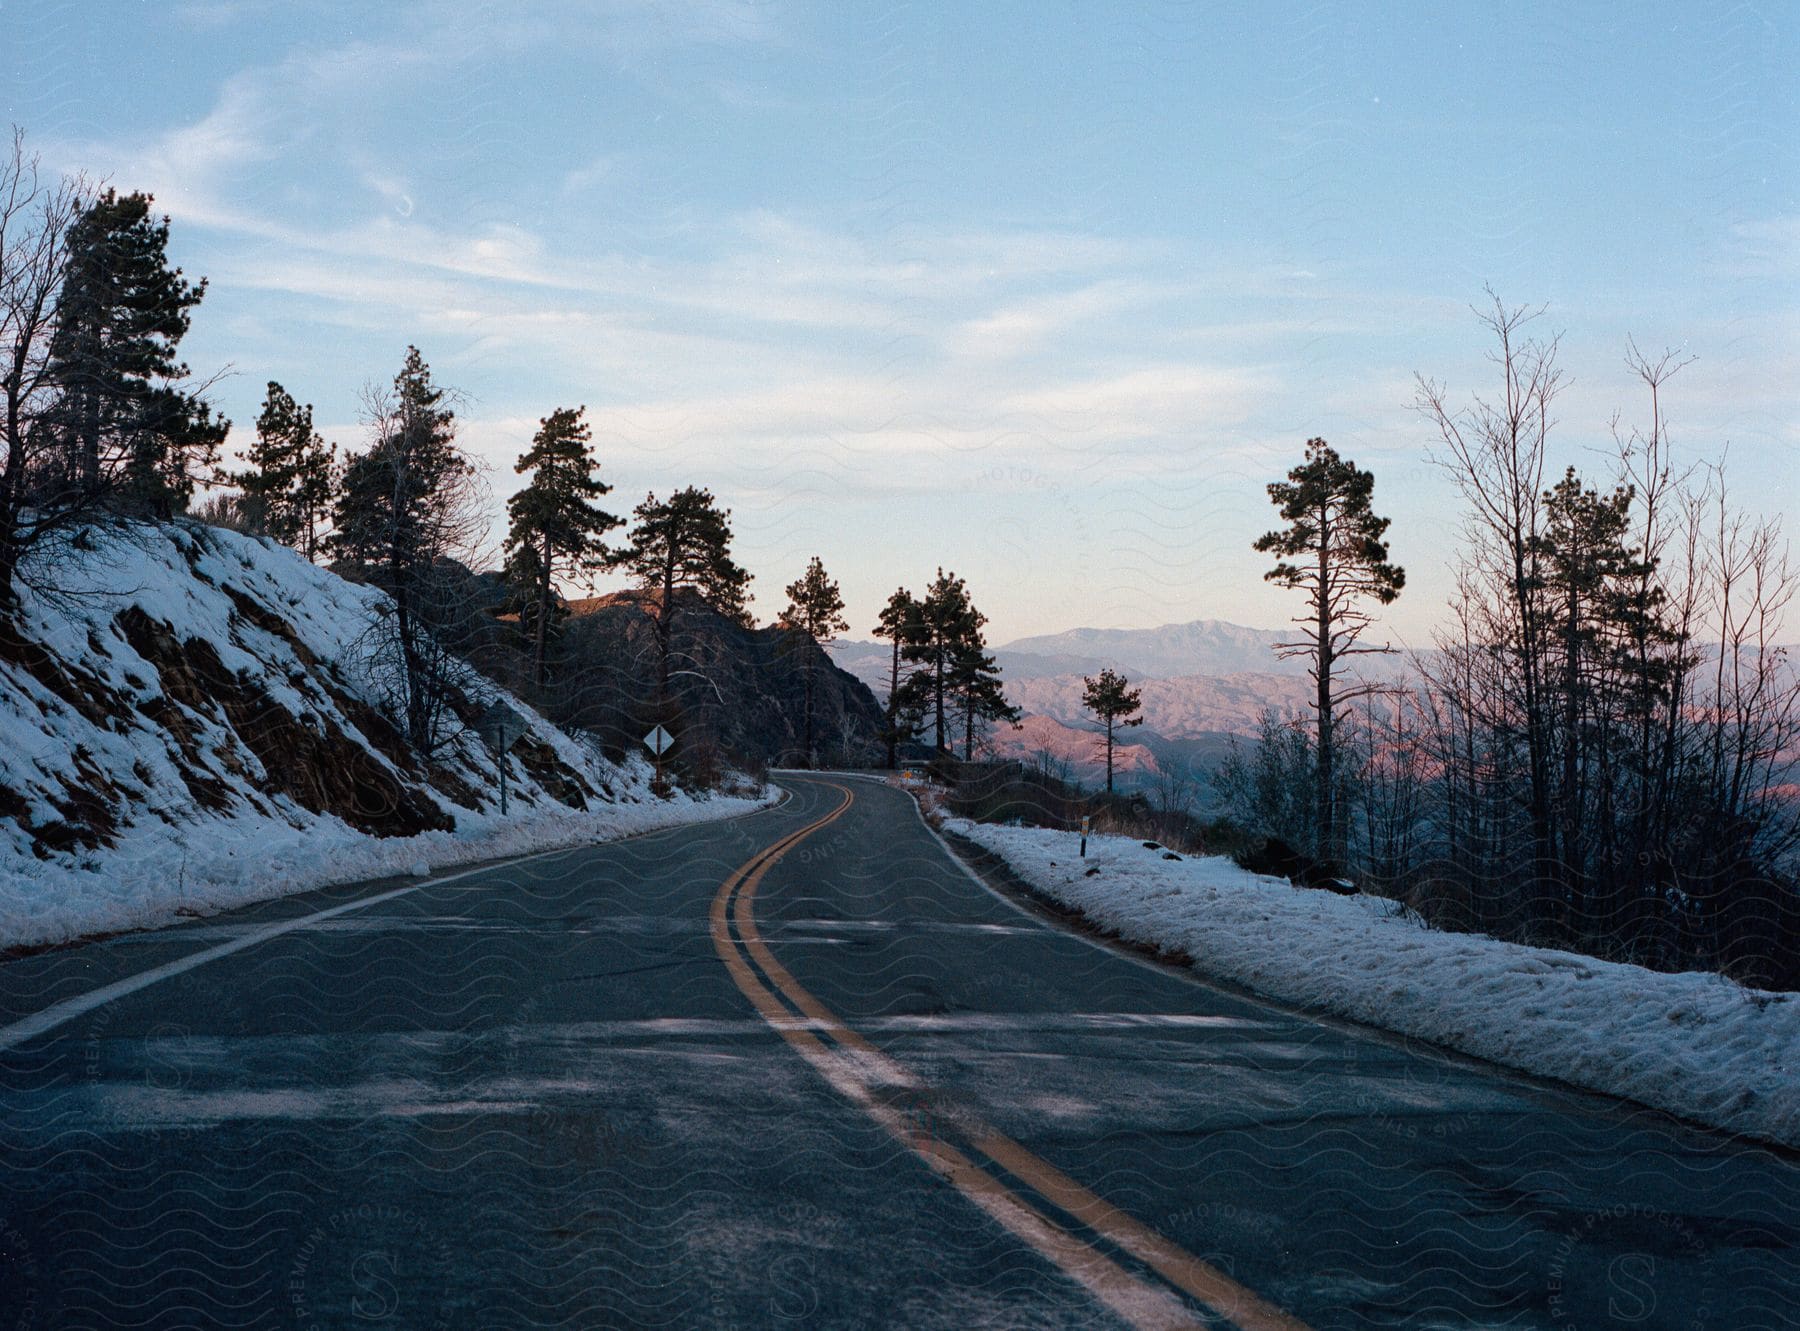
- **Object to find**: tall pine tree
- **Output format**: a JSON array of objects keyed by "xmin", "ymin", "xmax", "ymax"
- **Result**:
[
  {"xmin": 1254, "ymin": 437, "xmax": 1404, "ymax": 857},
  {"xmin": 619, "ymin": 486, "xmax": 751, "ymax": 709},
  {"xmin": 330, "ymin": 347, "xmax": 479, "ymax": 750},
  {"xmin": 950, "ymin": 630, "xmax": 1019, "ymax": 759},
  {"xmin": 233, "ymin": 380, "xmax": 336, "ymax": 556},
  {"xmin": 1082, "ymin": 667, "xmax": 1144, "ymax": 793},
  {"xmin": 872, "ymin": 587, "xmax": 925, "ymax": 769},
  {"xmin": 778, "ymin": 556, "xmax": 849, "ymax": 766},
  {"xmin": 43, "ymin": 189, "xmax": 224, "ymax": 517},
  {"xmin": 503, "ymin": 406, "xmax": 621, "ymax": 687}
]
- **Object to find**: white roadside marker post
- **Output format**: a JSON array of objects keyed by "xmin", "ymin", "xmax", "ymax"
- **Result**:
[{"xmin": 1080, "ymin": 815, "xmax": 1090, "ymax": 858}]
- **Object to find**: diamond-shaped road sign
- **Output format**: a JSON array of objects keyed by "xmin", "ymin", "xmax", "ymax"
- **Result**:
[
  {"xmin": 476, "ymin": 700, "xmax": 529, "ymax": 753},
  {"xmin": 643, "ymin": 724, "xmax": 675, "ymax": 757}
]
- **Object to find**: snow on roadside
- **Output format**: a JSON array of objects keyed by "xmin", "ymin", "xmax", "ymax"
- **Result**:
[
  {"xmin": 0, "ymin": 521, "xmax": 779, "ymax": 952},
  {"xmin": 1, "ymin": 758, "xmax": 776, "ymax": 951},
  {"xmin": 945, "ymin": 818, "xmax": 1800, "ymax": 1148}
]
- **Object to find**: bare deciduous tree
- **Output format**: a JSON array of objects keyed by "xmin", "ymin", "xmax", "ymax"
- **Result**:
[
  {"xmin": 1414, "ymin": 290, "xmax": 1566, "ymax": 917},
  {"xmin": 1404, "ymin": 296, "xmax": 1800, "ymax": 982},
  {"xmin": 0, "ymin": 130, "xmax": 85, "ymax": 605}
]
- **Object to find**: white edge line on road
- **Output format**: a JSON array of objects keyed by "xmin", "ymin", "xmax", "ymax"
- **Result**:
[
  {"xmin": 870, "ymin": 773, "xmax": 1634, "ymax": 1107},
  {"xmin": 782, "ymin": 771, "xmax": 1114, "ymax": 950},
  {"xmin": 0, "ymin": 882, "xmax": 423, "ymax": 1055},
  {"xmin": 0, "ymin": 793, "xmax": 792, "ymax": 1056},
  {"xmin": 778, "ymin": 772, "xmax": 1231, "ymax": 991}
]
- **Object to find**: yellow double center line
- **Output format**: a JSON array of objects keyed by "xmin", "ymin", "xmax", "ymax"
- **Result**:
[{"xmin": 709, "ymin": 781, "xmax": 1313, "ymax": 1331}]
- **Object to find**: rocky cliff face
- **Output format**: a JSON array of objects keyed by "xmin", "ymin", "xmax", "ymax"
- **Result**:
[{"xmin": 557, "ymin": 590, "xmax": 886, "ymax": 769}]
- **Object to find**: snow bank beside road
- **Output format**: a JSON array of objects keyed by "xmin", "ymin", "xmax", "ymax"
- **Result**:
[
  {"xmin": 1, "ymin": 763, "xmax": 775, "ymax": 951},
  {"xmin": 945, "ymin": 819, "xmax": 1800, "ymax": 1148},
  {"xmin": 0, "ymin": 520, "xmax": 777, "ymax": 951}
]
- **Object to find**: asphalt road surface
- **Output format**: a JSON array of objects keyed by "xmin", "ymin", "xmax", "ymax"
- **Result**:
[{"xmin": 1, "ymin": 774, "xmax": 1796, "ymax": 1328}]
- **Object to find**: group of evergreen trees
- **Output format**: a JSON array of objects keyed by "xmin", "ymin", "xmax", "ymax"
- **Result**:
[
  {"xmin": 229, "ymin": 359, "xmax": 766, "ymax": 762},
  {"xmin": 0, "ymin": 135, "xmax": 1028, "ymax": 777},
  {"xmin": 208, "ymin": 347, "xmax": 864, "ymax": 778},
  {"xmin": 873, "ymin": 570, "xmax": 1020, "ymax": 766}
]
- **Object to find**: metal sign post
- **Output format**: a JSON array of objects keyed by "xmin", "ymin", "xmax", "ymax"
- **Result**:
[
  {"xmin": 644, "ymin": 724, "xmax": 675, "ymax": 793},
  {"xmin": 476, "ymin": 701, "xmax": 529, "ymax": 816}
]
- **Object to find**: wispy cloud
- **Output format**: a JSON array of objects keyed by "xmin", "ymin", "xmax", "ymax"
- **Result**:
[{"xmin": 1725, "ymin": 215, "xmax": 1800, "ymax": 279}]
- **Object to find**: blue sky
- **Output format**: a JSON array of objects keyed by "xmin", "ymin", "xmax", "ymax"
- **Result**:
[{"xmin": 8, "ymin": 1, "xmax": 1796, "ymax": 644}]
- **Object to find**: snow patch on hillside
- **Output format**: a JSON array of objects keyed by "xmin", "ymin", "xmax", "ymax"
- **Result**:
[
  {"xmin": 0, "ymin": 522, "xmax": 775, "ymax": 950},
  {"xmin": 946, "ymin": 820, "xmax": 1800, "ymax": 1148}
]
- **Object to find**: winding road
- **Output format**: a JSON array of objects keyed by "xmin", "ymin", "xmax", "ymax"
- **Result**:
[{"xmin": 0, "ymin": 774, "xmax": 1795, "ymax": 1328}]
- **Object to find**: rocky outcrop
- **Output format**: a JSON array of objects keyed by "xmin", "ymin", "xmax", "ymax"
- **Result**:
[
  {"xmin": 556, "ymin": 590, "xmax": 885, "ymax": 768},
  {"xmin": 0, "ymin": 521, "xmax": 617, "ymax": 863}
]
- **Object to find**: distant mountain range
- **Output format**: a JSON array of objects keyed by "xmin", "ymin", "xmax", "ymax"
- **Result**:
[
  {"xmin": 828, "ymin": 616, "xmax": 1785, "ymax": 798},
  {"xmin": 995, "ymin": 619, "xmax": 1308, "ymax": 679},
  {"xmin": 827, "ymin": 617, "xmax": 1371, "ymax": 794},
  {"xmin": 1003, "ymin": 670, "xmax": 1313, "ymax": 739},
  {"xmin": 830, "ymin": 618, "xmax": 1311, "ymax": 691},
  {"xmin": 982, "ymin": 714, "xmax": 1160, "ymax": 781}
]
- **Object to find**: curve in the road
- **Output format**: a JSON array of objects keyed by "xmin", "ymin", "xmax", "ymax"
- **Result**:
[{"xmin": 711, "ymin": 777, "xmax": 1313, "ymax": 1331}]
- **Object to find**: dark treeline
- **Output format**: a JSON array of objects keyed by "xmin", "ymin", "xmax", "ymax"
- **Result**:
[{"xmin": 1222, "ymin": 294, "xmax": 1800, "ymax": 988}]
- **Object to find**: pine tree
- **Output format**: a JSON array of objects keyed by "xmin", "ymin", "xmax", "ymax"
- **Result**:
[
  {"xmin": 1535, "ymin": 467, "xmax": 1644, "ymax": 912},
  {"xmin": 872, "ymin": 587, "xmax": 925, "ymax": 769},
  {"xmin": 894, "ymin": 570, "xmax": 1010, "ymax": 757},
  {"xmin": 329, "ymin": 347, "xmax": 480, "ymax": 750},
  {"xmin": 950, "ymin": 632, "xmax": 1020, "ymax": 759},
  {"xmin": 330, "ymin": 348, "xmax": 468, "ymax": 573},
  {"xmin": 233, "ymin": 381, "xmax": 336, "ymax": 554},
  {"xmin": 1082, "ymin": 667, "xmax": 1144, "ymax": 793},
  {"xmin": 778, "ymin": 556, "xmax": 850, "ymax": 767},
  {"xmin": 1254, "ymin": 437, "xmax": 1404, "ymax": 858},
  {"xmin": 43, "ymin": 189, "xmax": 224, "ymax": 517},
  {"xmin": 619, "ymin": 486, "xmax": 752, "ymax": 708},
  {"xmin": 291, "ymin": 417, "xmax": 338, "ymax": 561},
  {"xmin": 502, "ymin": 406, "xmax": 621, "ymax": 688}
]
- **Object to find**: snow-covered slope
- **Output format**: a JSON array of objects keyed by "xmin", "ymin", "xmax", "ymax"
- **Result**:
[
  {"xmin": 947, "ymin": 820, "xmax": 1800, "ymax": 1148},
  {"xmin": 0, "ymin": 522, "xmax": 773, "ymax": 949}
]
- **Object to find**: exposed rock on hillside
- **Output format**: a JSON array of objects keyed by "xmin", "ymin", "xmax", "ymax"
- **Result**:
[
  {"xmin": 557, "ymin": 590, "xmax": 885, "ymax": 768},
  {"xmin": 0, "ymin": 521, "xmax": 763, "ymax": 948}
]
